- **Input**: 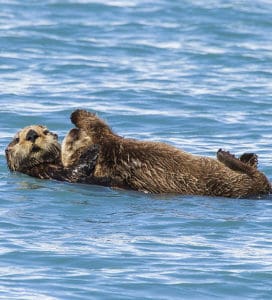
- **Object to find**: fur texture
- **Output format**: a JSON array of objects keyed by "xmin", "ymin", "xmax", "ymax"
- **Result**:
[
  {"xmin": 6, "ymin": 125, "xmax": 60, "ymax": 172},
  {"xmin": 61, "ymin": 109, "xmax": 271, "ymax": 198},
  {"xmin": 5, "ymin": 125, "xmax": 98, "ymax": 182}
]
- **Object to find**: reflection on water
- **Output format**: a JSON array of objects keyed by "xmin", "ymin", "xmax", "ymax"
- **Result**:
[{"xmin": 1, "ymin": 0, "xmax": 272, "ymax": 299}]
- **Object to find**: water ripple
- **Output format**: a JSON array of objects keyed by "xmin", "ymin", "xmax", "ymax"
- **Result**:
[{"xmin": 1, "ymin": 0, "xmax": 272, "ymax": 299}]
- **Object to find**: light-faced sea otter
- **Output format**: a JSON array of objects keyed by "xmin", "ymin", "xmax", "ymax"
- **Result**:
[{"xmin": 5, "ymin": 124, "xmax": 102, "ymax": 184}]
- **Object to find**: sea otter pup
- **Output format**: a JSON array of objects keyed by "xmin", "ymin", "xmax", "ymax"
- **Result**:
[
  {"xmin": 5, "ymin": 125, "xmax": 101, "ymax": 183},
  {"xmin": 61, "ymin": 109, "xmax": 271, "ymax": 198}
]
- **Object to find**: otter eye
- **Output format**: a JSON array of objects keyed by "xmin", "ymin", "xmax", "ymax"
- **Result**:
[
  {"xmin": 43, "ymin": 130, "xmax": 49, "ymax": 135},
  {"xmin": 15, "ymin": 137, "xmax": 19, "ymax": 143}
]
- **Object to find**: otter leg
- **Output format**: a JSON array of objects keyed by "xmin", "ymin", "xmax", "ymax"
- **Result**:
[
  {"xmin": 217, "ymin": 149, "xmax": 255, "ymax": 176},
  {"xmin": 239, "ymin": 153, "xmax": 258, "ymax": 169}
]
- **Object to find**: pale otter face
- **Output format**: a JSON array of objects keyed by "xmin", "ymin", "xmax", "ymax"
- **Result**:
[
  {"xmin": 5, "ymin": 125, "xmax": 61, "ymax": 172},
  {"xmin": 61, "ymin": 128, "xmax": 93, "ymax": 167}
]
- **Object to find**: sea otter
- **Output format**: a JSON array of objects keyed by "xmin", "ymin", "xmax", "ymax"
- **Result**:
[
  {"xmin": 5, "ymin": 124, "xmax": 102, "ymax": 183},
  {"xmin": 60, "ymin": 109, "xmax": 271, "ymax": 198}
]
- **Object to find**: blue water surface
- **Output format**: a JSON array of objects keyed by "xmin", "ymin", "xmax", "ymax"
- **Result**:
[{"xmin": 1, "ymin": 0, "xmax": 272, "ymax": 299}]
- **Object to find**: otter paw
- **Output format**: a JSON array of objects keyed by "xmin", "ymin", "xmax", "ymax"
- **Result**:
[
  {"xmin": 78, "ymin": 144, "xmax": 100, "ymax": 171},
  {"xmin": 71, "ymin": 144, "xmax": 100, "ymax": 179},
  {"xmin": 217, "ymin": 148, "xmax": 253, "ymax": 175},
  {"xmin": 217, "ymin": 148, "xmax": 235, "ymax": 159},
  {"xmin": 70, "ymin": 109, "xmax": 96, "ymax": 127},
  {"xmin": 239, "ymin": 153, "xmax": 258, "ymax": 169}
]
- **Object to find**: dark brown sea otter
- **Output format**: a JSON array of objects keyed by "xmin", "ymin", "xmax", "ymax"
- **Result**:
[
  {"xmin": 61, "ymin": 109, "xmax": 271, "ymax": 198},
  {"xmin": 5, "ymin": 124, "xmax": 101, "ymax": 183}
]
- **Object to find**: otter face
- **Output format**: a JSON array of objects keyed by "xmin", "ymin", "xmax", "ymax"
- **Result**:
[
  {"xmin": 5, "ymin": 125, "xmax": 61, "ymax": 172},
  {"xmin": 61, "ymin": 128, "xmax": 93, "ymax": 167}
]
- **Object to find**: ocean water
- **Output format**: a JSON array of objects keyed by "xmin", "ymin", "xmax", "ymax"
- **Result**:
[{"xmin": 1, "ymin": 0, "xmax": 272, "ymax": 299}]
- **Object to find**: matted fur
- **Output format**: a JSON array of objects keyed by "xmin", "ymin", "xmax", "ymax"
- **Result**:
[{"xmin": 62, "ymin": 109, "xmax": 271, "ymax": 198}]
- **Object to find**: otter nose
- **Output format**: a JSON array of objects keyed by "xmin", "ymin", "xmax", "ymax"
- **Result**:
[{"xmin": 26, "ymin": 129, "xmax": 39, "ymax": 142}]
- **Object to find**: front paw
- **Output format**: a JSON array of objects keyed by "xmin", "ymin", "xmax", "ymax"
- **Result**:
[
  {"xmin": 77, "ymin": 144, "xmax": 100, "ymax": 176},
  {"xmin": 79, "ymin": 144, "xmax": 99, "ymax": 163}
]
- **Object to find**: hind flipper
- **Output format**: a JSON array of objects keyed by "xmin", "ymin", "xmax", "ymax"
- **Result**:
[
  {"xmin": 239, "ymin": 153, "xmax": 258, "ymax": 169},
  {"xmin": 70, "ymin": 109, "xmax": 97, "ymax": 129},
  {"xmin": 217, "ymin": 149, "xmax": 255, "ymax": 176}
]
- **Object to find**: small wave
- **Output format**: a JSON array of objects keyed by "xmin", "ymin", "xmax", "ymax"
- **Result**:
[{"xmin": 50, "ymin": 0, "xmax": 139, "ymax": 7}]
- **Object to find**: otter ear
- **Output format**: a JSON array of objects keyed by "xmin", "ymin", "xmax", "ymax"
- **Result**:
[{"xmin": 70, "ymin": 109, "xmax": 96, "ymax": 128}]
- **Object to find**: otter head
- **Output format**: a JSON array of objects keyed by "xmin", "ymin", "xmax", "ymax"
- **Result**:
[
  {"xmin": 61, "ymin": 128, "xmax": 93, "ymax": 167},
  {"xmin": 5, "ymin": 125, "xmax": 61, "ymax": 172}
]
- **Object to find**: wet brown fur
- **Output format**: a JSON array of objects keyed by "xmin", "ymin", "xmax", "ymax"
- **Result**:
[
  {"xmin": 62, "ymin": 109, "xmax": 271, "ymax": 198},
  {"xmin": 62, "ymin": 128, "xmax": 92, "ymax": 167}
]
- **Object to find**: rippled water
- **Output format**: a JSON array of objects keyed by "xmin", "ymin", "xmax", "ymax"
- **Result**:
[{"xmin": 1, "ymin": 1, "xmax": 272, "ymax": 299}]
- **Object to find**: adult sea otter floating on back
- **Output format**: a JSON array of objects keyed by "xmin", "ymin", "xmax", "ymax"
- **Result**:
[
  {"xmin": 5, "ymin": 124, "xmax": 102, "ymax": 184},
  {"xmin": 5, "ymin": 109, "xmax": 271, "ymax": 198}
]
